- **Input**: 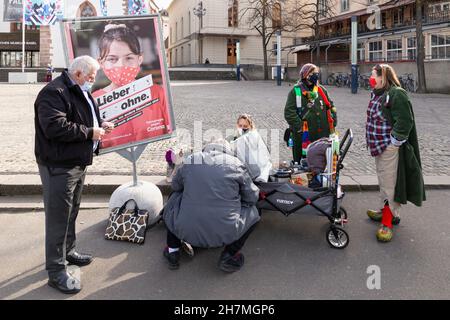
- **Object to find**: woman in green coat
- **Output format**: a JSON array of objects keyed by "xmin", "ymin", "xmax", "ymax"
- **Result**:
[
  {"xmin": 366, "ymin": 64, "xmax": 426, "ymax": 242},
  {"xmin": 284, "ymin": 63, "xmax": 337, "ymax": 163}
]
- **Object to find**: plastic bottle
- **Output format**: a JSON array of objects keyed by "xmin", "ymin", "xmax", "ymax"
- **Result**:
[{"xmin": 288, "ymin": 136, "xmax": 294, "ymax": 148}]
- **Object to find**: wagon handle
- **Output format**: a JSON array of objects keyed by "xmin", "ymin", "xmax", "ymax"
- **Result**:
[{"xmin": 338, "ymin": 129, "xmax": 353, "ymax": 165}]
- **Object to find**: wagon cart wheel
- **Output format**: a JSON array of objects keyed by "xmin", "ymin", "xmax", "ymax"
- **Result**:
[{"xmin": 326, "ymin": 226, "xmax": 349, "ymax": 249}]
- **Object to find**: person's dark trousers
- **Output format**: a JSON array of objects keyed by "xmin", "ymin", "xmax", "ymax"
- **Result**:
[
  {"xmin": 38, "ymin": 164, "xmax": 86, "ymax": 277},
  {"xmin": 166, "ymin": 222, "xmax": 258, "ymax": 255},
  {"xmin": 291, "ymin": 127, "xmax": 303, "ymax": 164},
  {"xmin": 224, "ymin": 223, "xmax": 258, "ymax": 256},
  {"xmin": 167, "ymin": 229, "xmax": 182, "ymax": 249}
]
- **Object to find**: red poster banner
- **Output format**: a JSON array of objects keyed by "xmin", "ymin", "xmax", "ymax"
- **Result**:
[{"xmin": 63, "ymin": 15, "xmax": 175, "ymax": 154}]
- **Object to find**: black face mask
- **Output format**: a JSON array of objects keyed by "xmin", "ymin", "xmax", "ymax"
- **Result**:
[{"xmin": 307, "ymin": 73, "xmax": 320, "ymax": 86}]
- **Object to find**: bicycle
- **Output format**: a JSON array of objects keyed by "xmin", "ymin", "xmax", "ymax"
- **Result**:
[
  {"xmin": 327, "ymin": 73, "xmax": 336, "ymax": 86},
  {"xmin": 358, "ymin": 74, "xmax": 371, "ymax": 90},
  {"xmin": 405, "ymin": 73, "xmax": 417, "ymax": 93},
  {"xmin": 335, "ymin": 73, "xmax": 344, "ymax": 87},
  {"xmin": 335, "ymin": 72, "xmax": 352, "ymax": 88},
  {"xmin": 344, "ymin": 73, "xmax": 352, "ymax": 88},
  {"xmin": 400, "ymin": 73, "xmax": 417, "ymax": 93}
]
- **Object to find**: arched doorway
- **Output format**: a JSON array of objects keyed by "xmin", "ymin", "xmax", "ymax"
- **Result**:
[{"xmin": 77, "ymin": 1, "xmax": 97, "ymax": 18}]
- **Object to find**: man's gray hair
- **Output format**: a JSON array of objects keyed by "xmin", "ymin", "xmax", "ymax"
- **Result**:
[{"xmin": 68, "ymin": 56, "xmax": 100, "ymax": 76}]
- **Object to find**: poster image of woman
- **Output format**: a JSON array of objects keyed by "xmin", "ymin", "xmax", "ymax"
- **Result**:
[
  {"xmin": 92, "ymin": 23, "xmax": 172, "ymax": 150},
  {"xmin": 64, "ymin": 16, "xmax": 175, "ymax": 153}
]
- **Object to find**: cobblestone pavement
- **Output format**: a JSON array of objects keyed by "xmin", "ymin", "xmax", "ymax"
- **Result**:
[{"xmin": 0, "ymin": 81, "xmax": 449, "ymax": 177}]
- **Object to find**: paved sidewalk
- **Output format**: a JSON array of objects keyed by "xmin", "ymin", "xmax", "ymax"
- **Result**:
[
  {"xmin": 1, "ymin": 174, "xmax": 449, "ymax": 211},
  {"xmin": 0, "ymin": 81, "xmax": 449, "ymax": 178},
  {"xmin": 1, "ymin": 80, "xmax": 449, "ymax": 202}
]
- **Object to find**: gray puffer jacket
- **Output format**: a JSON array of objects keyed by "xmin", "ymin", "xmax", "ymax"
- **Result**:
[{"xmin": 163, "ymin": 143, "xmax": 260, "ymax": 248}]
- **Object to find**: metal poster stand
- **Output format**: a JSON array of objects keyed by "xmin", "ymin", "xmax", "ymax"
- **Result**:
[
  {"xmin": 109, "ymin": 143, "xmax": 163, "ymax": 226},
  {"xmin": 115, "ymin": 144, "xmax": 148, "ymax": 186}
]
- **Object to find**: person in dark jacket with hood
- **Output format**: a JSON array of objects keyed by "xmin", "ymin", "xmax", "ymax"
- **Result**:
[
  {"xmin": 35, "ymin": 56, "xmax": 114, "ymax": 294},
  {"xmin": 162, "ymin": 140, "xmax": 260, "ymax": 273},
  {"xmin": 365, "ymin": 64, "xmax": 425, "ymax": 242}
]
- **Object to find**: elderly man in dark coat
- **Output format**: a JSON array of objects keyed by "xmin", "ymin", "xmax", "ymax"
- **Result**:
[
  {"xmin": 163, "ymin": 141, "xmax": 260, "ymax": 273},
  {"xmin": 35, "ymin": 56, "xmax": 114, "ymax": 294}
]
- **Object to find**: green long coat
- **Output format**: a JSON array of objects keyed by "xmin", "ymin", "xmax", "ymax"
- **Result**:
[
  {"xmin": 284, "ymin": 84, "xmax": 337, "ymax": 162},
  {"xmin": 381, "ymin": 86, "xmax": 426, "ymax": 207}
]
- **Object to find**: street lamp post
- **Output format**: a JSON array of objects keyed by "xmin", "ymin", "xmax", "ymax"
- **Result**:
[
  {"xmin": 193, "ymin": 2, "xmax": 206, "ymax": 65},
  {"xmin": 351, "ymin": 16, "xmax": 358, "ymax": 94},
  {"xmin": 276, "ymin": 30, "xmax": 282, "ymax": 86},
  {"xmin": 236, "ymin": 40, "xmax": 241, "ymax": 81}
]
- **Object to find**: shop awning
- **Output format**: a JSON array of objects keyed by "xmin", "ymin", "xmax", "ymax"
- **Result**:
[{"xmin": 291, "ymin": 44, "xmax": 311, "ymax": 53}]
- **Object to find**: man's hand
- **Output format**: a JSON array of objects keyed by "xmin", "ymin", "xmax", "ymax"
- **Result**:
[
  {"xmin": 101, "ymin": 122, "xmax": 115, "ymax": 134},
  {"xmin": 92, "ymin": 128, "xmax": 105, "ymax": 141}
]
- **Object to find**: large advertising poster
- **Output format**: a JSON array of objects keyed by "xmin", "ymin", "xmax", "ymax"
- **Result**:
[{"xmin": 63, "ymin": 15, "xmax": 175, "ymax": 154}]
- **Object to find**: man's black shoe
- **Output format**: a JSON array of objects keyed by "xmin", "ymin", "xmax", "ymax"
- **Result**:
[
  {"xmin": 218, "ymin": 251, "xmax": 244, "ymax": 273},
  {"xmin": 66, "ymin": 252, "xmax": 93, "ymax": 267},
  {"xmin": 163, "ymin": 247, "xmax": 180, "ymax": 270},
  {"xmin": 48, "ymin": 270, "xmax": 81, "ymax": 294}
]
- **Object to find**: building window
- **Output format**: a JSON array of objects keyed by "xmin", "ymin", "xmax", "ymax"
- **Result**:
[
  {"xmin": 431, "ymin": 34, "xmax": 450, "ymax": 60},
  {"xmin": 341, "ymin": 0, "xmax": 349, "ymax": 12},
  {"xmin": 428, "ymin": 2, "xmax": 450, "ymax": 23},
  {"xmin": 181, "ymin": 17, "xmax": 184, "ymax": 38},
  {"xmin": 319, "ymin": 0, "xmax": 326, "ymax": 18},
  {"xmin": 11, "ymin": 23, "xmax": 40, "ymax": 31},
  {"xmin": 387, "ymin": 39, "xmax": 402, "ymax": 61},
  {"xmin": 188, "ymin": 43, "xmax": 191, "ymax": 64},
  {"xmin": 228, "ymin": 0, "xmax": 238, "ymax": 27},
  {"xmin": 272, "ymin": 2, "xmax": 282, "ymax": 29},
  {"xmin": 1, "ymin": 51, "xmax": 39, "ymax": 68},
  {"xmin": 189, "ymin": 11, "xmax": 191, "ymax": 34},
  {"xmin": 392, "ymin": 7, "xmax": 404, "ymax": 26},
  {"xmin": 181, "ymin": 46, "xmax": 184, "ymax": 65},
  {"xmin": 293, "ymin": 38, "xmax": 304, "ymax": 46},
  {"xmin": 358, "ymin": 42, "xmax": 365, "ymax": 62},
  {"xmin": 407, "ymin": 37, "xmax": 416, "ymax": 60},
  {"xmin": 1, "ymin": 52, "xmax": 10, "ymax": 66},
  {"xmin": 369, "ymin": 41, "xmax": 383, "ymax": 61},
  {"xmin": 175, "ymin": 22, "xmax": 178, "ymax": 42},
  {"xmin": 170, "ymin": 27, "xmax": 173, "ymax": 44},
  {"xmin": 227, "ymin": 38, "xmax": 238, "ymax": 65},
  {"xmin": 33, "ymin": 51, "xmax": 40, "ymax": 66},
  {"xmin": 381, "ymin": 12, "xmax": 387, "ymax": 28},
  {"xmin": 430, "ymin": 2, "xmax": 450, "ymax": 13},
  {"xmin": 77, "ymin": 1, "xmax": 97, "ymax": 18}
]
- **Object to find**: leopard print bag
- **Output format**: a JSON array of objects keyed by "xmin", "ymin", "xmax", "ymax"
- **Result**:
[{"xmin": 105, "ymin": 199, "xmax": 149, "ymax": 244}]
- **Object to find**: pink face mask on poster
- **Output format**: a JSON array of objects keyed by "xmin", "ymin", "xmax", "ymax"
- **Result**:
[{"xmin": 103, "ymin": 66, "xmax": 140, "ymax": 87}]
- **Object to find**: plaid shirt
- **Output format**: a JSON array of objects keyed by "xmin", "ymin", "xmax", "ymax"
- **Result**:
[{"xmin": 366, "ymin": 92, "xmax": 392, "ymax": 157}]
